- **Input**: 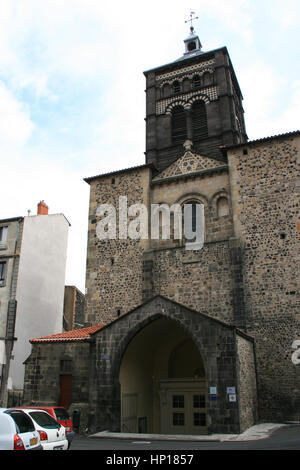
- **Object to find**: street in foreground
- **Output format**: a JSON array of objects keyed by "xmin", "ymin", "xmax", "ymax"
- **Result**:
[{"xmin": 70, "ymin": 425, "xmax": 300, "ymax": 451}]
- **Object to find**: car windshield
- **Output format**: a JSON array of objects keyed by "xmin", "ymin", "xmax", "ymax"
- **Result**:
[
  {"xmin": 29, "ymin": 411, "xmax": 61, "ymax": 429},
  {"xmin": 7, "ymin": 411, "xmax": 35, "ymax": 433},
  {"xmin": 54, "ymin": 408, "xmax": 69, "ymax": 420}
]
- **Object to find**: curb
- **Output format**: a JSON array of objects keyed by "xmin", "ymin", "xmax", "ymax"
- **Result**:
[
  {"xmin": 88, "ymin": 422, "xmax": 298, "ymax": 443},
  {"xmin": 89, "ymin": 431, "xmax": 222, "ymax": 442}
]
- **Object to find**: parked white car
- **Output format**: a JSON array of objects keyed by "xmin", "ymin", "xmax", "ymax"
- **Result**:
[
  {"xmin": 0, "ymin": 408, "xmax": 42, "ymax": 450},
  {"xmin": 17, "ymin": 409, "xmax": 68, "ymax": 450}
]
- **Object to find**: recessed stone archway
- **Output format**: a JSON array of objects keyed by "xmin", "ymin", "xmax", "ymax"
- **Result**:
[
  {"xmin": 119, "ymin": 316, "xmax": 207, "ymax": 434},
  {"xmin": 88, "ymin": 296, "xmax": 256, "ymax": 435}
]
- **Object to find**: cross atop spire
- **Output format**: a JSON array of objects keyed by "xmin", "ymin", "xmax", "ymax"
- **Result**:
[{"xmin": 185, "ymin": 11, "xmax": 199, "ymax": 33}]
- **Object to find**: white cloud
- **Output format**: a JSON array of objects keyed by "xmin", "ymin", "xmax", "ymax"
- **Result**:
[
  {"xmin": 1, "ymin": 144, "xmax": 89, "ymax": 291},
  {"xmin": 197, "ymin": 0, "xmax": 254, "ymax": 43},
  {"xmin": 240, "ymin": 61, "xmax": 300, "ymax": 139},
  {"xmin": 0, "ymin": 81, "xmax": 34, "ymax": 147},
  {"xmin": 269, "ymin": 80, "xmax": 300, "ymax": 135},
  {"xmin": 270, "ymin": 0, "xmax": 300, "ymax": 29}
]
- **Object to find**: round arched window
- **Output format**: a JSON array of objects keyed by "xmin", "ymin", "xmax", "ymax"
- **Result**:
[{"xmin": 181, "ymin": 200, "xmax": 205, "ymax": 244}]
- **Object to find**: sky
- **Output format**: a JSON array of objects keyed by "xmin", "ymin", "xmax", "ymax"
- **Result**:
[{"xmin": 0, "ymin": 0, "xmax": 299, "ymax": 293}]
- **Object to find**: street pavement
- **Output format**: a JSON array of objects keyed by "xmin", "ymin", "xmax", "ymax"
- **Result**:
[{"xmin": 70, "ymin": 422, "xmax": 300, "ymax": 451}]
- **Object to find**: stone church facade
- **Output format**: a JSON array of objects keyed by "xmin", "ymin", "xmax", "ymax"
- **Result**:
[{"xmin": 23, "ymin": 28, "xmax": 300, "ymax": 435}]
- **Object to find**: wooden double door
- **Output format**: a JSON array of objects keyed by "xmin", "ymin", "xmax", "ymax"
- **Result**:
[{"xmin": 160, "ymin": 379, "xmax": 207, "ymax": 435}]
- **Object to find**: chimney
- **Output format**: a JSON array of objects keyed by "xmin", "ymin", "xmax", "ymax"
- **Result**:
[{"xmin": 37, "ymin": 200, "xmax": 49, "ymax": 215}]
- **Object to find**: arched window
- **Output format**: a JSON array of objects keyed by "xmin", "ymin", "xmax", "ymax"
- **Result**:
[
  {"xmin": 182, "ymin": 199, "xmax": 205, "ymax": 245},
  {"xmin": 171, "ymin": 106, "xmax": 187, "ymax": 144},
  {"xmin": 217, "ymin": 197, "xmax": 230, "ymax": 217},
  {"xmin": 192, "ymin": 101, "xmax": 208, "ymax": 140},
  {"xmin": 173, "ymin": 80, "xmax": 181, "ymax": 94},
  {"xmin": 192, "ymin": 75, "xmax": 201, "ymax": 89},
  {"xmin": 190, "ymin": 201, "xmax": 198, "ymax": 233}
]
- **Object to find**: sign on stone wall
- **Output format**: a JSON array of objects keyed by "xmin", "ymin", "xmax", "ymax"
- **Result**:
[{"xmin": 291, "ymin": 341, "xmax": 300, "ymax": 365}]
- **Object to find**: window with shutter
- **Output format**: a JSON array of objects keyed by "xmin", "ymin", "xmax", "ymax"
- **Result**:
[
  {"xmin": 173, "ymin": 80, "xmax": 181, "ymax": 94},
  {"xmin": 192, "ymin": 101, "xmax": 208, "ymax": 140},
  {"xmin": 192, "ymin": 75, "xmax": 201, "ymax": 89},
  {"xmin": 171, "ymin": 106, "xmax": 187, "ymax": 144}
]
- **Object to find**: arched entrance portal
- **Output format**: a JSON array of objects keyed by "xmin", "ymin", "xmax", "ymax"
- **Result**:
[{"xmin": 119, "ymin": 317, "xmax": 207, "ymax": 435}]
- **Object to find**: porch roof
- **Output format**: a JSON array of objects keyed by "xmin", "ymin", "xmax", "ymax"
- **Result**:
[{"xmin": 29, "ymin": 325, "xmax": 104, "ymax": 343}]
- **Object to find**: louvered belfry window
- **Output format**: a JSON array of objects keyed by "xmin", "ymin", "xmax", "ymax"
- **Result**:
[
  {"xmin": 193, "ymin": 75, "xmax": 201, "ymax": 89},
  {"xmin": 173, "ymin": 80, "xmax": 181, "ymax": 94},
  {"xmin": 172, "ymin": 106, "xmax": 187, "ymax": 144},
  {"xmin": 192, "ymin": 101, "xmax": 208, "ymax": 140}
]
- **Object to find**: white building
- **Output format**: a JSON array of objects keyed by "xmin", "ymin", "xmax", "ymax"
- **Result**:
[{"xmin": 0, "ymin": 201, "xmax": 70, "ymax": 405}]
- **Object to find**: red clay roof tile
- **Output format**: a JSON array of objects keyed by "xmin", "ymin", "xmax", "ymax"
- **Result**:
[{"xmin": 30, "ymin": 325, "xmax": 104, "ymax": 343}]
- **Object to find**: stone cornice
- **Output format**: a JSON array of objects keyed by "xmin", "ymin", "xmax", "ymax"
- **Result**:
[{"xmin": 151, "ymin": 164, "xmax": 228, "ymax": 186}]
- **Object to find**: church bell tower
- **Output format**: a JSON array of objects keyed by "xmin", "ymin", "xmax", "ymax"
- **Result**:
[{"xmin": 144, "ymin": 16, "xmax": 247, "ymax": 171}]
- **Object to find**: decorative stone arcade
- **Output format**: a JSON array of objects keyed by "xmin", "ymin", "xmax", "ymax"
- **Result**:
[{"xmin": 87, "ymin": 296, "xmax": 257, "ymax": 435}]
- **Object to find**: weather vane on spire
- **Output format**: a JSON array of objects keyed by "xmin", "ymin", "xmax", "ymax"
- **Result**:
[{"xmin": 185, "ymin": 11, "xmax": 198, "ymax": 33}]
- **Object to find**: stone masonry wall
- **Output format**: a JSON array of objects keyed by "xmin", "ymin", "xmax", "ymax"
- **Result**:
[
  {"xmin": 85, "ymin": 163, "xmax": 244, "ymax": 330},
  {"xmin": 228, "ymin": 134, "xmax": 300, "ymax": 420},
  {"xmin": 236, "ymin": 334, "xmax": 258, "ymax": 432},
  {"xmin": 147, "ymin": 168, "xmax": 241, "ymax": 326},
  {"xmin": 84, "ymin": 167, "xmax": 152, "ymax": 325},
  {"xmin": 74, "ymin": 288, "xmax": 85, "ymax": 329},
  {"xmin": 23, "ymin": 341, "xmax": 91, "ymax": 432},
  {"xmin": 151, "ymin": 242, "xmax": 234, "ymax": 325}
]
